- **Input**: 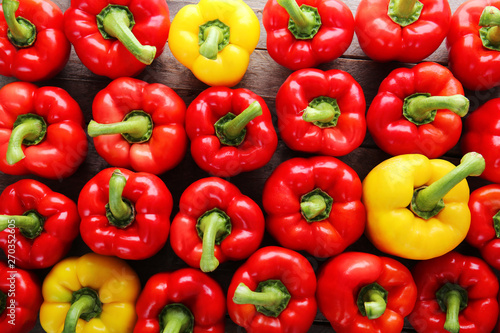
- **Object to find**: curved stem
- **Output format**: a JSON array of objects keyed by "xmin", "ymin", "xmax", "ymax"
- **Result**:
[
  {"xmin": 232, "ymin": 280, "xmax": 291, "ymax": 317},
  {"xmin": 494, "ymin": 211, "xmax": 500, "ymax": 238},
  {"xmin": 480, "ymin": 6, "xmax": 500, "ymax": 45},
  {"xmin": 62, "ymin": 295, "xmax": 97, "ymax": 333},
  {"xmin": 2, "ymin": 0, "xmax": 36, "ymax": 47},
  {"xmin": 199, "ymin": 211, "xmax": 228, "ymax": 272},
  {"xmin": 223, "ymin": 101, "xmax": 262, "ymax": 139},
  {"xmin": 412, "ymin": 152, "xmax": 485, "ymax": 218},
  {"xmin": 100, "ymin": 6, "xmax": 155, "ymax": 64},
  {"xmin": 6, "ymin": 116, "xmax": 45, "ymax": 165},
  {"xmin": 363, "ymin": 289, "xmax": 387, "ymax": 319},
  {"xmin": 199, "ymin": 26, "xmax": 223, "ymax": 60},
  {"xmin": 0, "ymin": 212, "xmax": 43, "ymax": 239},
  {"xmin": 108, "ymin": 170, "xmax": 132, "ymax": 222},
  {"xmin": 302, "ymin": 103, "xmax": 336, "ymax": 123},
  {"xmin": 300, "ymin": 194, "xmax": 327, "ymax": 220},
  {"xmin": 87, "ymin": 111, "xmax": 152, "ymax": 143},
  {"xmin": 404, "ymin": 94, "xmax": 469, "ymax": 124}
]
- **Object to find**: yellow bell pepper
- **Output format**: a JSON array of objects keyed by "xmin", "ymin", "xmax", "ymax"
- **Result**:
[
  {"xmin": 168, "ymin": 0, "xmax": 260, "ymax": 87},
  {"xmin": 362, "ymin": 152, "xmax": 485, "ymax": 260},
  {"xmin": 39, "ymin": 252, "xmax": 141, "ymax": 333}
]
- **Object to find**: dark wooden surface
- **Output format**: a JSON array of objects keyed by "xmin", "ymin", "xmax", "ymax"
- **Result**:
[{"xmin": 1, "ymin": 0, "xmax": 499, "ymax": 332}]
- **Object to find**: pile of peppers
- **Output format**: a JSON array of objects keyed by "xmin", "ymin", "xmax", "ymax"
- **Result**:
[{"xmin": 2, "ymin": 0, "xmax": 500, "ymax": 332}]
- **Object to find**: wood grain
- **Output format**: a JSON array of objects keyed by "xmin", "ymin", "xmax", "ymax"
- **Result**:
[{"xmin": 1, "ymin": 0, "xmax": 499, "ymax": 332}]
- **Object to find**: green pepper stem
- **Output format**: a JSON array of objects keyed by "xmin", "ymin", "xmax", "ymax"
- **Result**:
[
  {"xmin": 161, "ymin": 306, "xmax": 193, "ymax": 333},
  {"xmin": 405, "ymin": 94, "xmax": 469, "ymax": 123},
  {"xmin": 101, "ymin": 7, "xmax": 155, "ymax": 64},
  {"xmin": 199, "ymin": 211, "xmax": 228, "ymax": 272},
  {"xmin": 414, "ymin": 152, "xmax": 485, "ymax": 214},
  {"xmin": 88, "ymin": 116, "xmax": 149, "ymax": 139},
  {"xmin": 233, "ymin": 282, "xmax": 289, "ymax": 308},
  {"xmin": 300, "ymin": 194, "xmax": 327, "ymax": 220},
  {"xmin": 277, "ymin": 0, "xmax": 315, "ymax": 31},
  {"xmin": 0, "ymin": 212, "xmax": 42, "ymax": 238},
  {"xmin": 108, "ymin": 170, "xmax": 132, "ymax": 222},
  {"xmin": 6, "ymin": 117, "xmax": 44, "ymax": 165},
  {"xmin": 2, "ymin": 0, "xmax": 35, "ymax": 46},
  {"xmin": 62, "ymin": 295, "xmax": 97, "ymax": 333},
  {"xmin": 221, "ymin": 101, "xmax": 262, "ymax": 140},
  {"xmin": 442, "ymin": 290, "xmax": 462, "ymax": 333},
  {"xmin": 390, "ymin": 0, "xmax": 418, "ymax": 18},
  {"xmin": 479, "ymin": 6, "xmax": 500, "ymax": 45},
  {"xmin": 302, "ymin": 102, "xmax": 336, "ymax": 123},
  {"xmin": 494, "ymin": 211, "xmax": 500, "ymax": 238},
  {"xmin": 363, "ymin": 289, "xmax": 387, "ymax": 319},
  {"xmin": 199, "ymin": 26, "xmax": 223, "ymax": 60}
]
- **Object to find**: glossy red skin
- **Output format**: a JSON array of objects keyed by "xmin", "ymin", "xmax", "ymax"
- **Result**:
[
  {"xmin": 0, "ymin": 82, "xmax": 88, "ymax": 179},
  {"xmin": 366, "ymin": 62, "xmax": 465, "ymax": 158},
  {"xmin": 170, "ymin": 177, "xmax": 265, "ymax": 269},
  {"xmin": 185, "ymin": 87, "xmax": 278, "ymax": 177},
  {"xmin": 317, "ymin": 252, "xmax": 417, "ymax": 333},
  {"xmin": 355, "ymin": 0, "xmax": 451, "ymax": 62},
  {"xmin": 276, "ymin": 68, "xmax": 366, "ymax": 156},
  {"xmin": 0, "ymin": 261, "xmax": 42, "ymax": 333},
  {"xmin": 64, "ymin": 0, "xmax": 170, "ymax": 78},
  {"xmin": 227, "ymin": 246, "xmax": 317, "ymax": 333},
  {"xmin": 262, "ymin": 156, "xmax": 365, "ymax": 258},
  {"xmin": 262, "ymin": 0, "xmax": 354, "ymax": 70},
  {"xmin": 409, "ymin": 251, "xmax": 499, "ymax": 333},
  {"xmin": 134, "ymin": 268, "xmax": 226, "ymax": 333},
  {"xmin": 0, "ymin": 179, "xmax": 79, "ymax": 270},
  {"xmin": 92, "ymin": 77, "xmax": 187, "ymax": 175},
  {"xmin": 447, "ymin": 0, "xmax": 500, "ymax": 90},
  {"xmin": 466, "ymin": 184, "xmax": 500, "ymax": 270},
  {"xmin": 0, "ymin": 0, "xmax": 70, "ymax": 81},
  {"xmin": 77, "ymin": 167, "xmax": 173, "ymax": 260},
  {"xmin": 461, "ymin": 98, "xmax": 500, "ymax": 183}
]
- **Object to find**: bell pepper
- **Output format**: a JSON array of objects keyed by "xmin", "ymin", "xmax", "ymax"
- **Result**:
[
  {"xmin": 0, "ymin": 81, "xmax": 87, "ymax": 179},
  {"xmin": 168, "ymin": 0, "xmax": 260, "ymax": 87},
  {"xmin": 64, "ymin": 0, "xmax": 170, "ymax": 79},
  {"xmin": 461, "ymin": 97, "xmax": 500, "ymax": 184},
  {"xmin": 78, "ymin": 168, "xmax": 173, "ymax": 260},
  {"xmin": 447, "ymin": 1, "xmax": 500, "ymax": 90},
  {"xmin": 134, "ymin": 268, "xmax": 226, "ymax": 333},
  {"xmin": 40, "ymin": 252, "xmax": 141, "ymax": 333},
  {"xmin": 227, "ymin": 246, "xmax": 317, "ymax": 333},
  {"xmin": 262, "ymin": 0, "xmax": 354, "ymax": 70},
  {"xmin": 354, "ymin": 0, "xmax": 452, "ymax": 63},
  {"xmin": 0, "ymin": 0, "xmax": 70, "ymax": 81},
  {"xmin": 185, "ymin": 87, "xmax": 278, "ymax": 177},
  {"xmin": 366, "ymin": 62, "xmax": 469, "ymax": 158},
  {"xmin": 409, "ymin": 251, "xmax": 499, "ymax": 333},
  {"xmin": 262, "ymin": 156, "xmax": 366, "ymax": 258},
  {"xmin": 466, "ymin": 184, "xmax": 500, "ymax": 270},
  {"xmin": 363, "ymin": 152, "xmax": 485, "ymax": 260},
  {"xmin": 0, "ymin": 179, "xmax": 79, "ymax": 270},
  {"xmin": 316, "ymin": 252, "xmax": 417, "ymax": 333},
  {"xmin": 0, "ymin": 260, "xmax": 42, "ymax": 333},
  {"xmin": 275, "ymin": 68, "xmax": 366, "ymax": 156},
  {"xmin": 170, "ymin": 177, "xmax": 265, "ymax": 273},
  {"xmin": 87, "ymin": 77, "xmax": 187, "ymax": 175}
]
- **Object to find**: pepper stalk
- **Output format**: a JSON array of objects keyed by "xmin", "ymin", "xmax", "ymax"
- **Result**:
[
  {"xmin": 196, "ymin": 208, "xmax": 231, "ymax": 272},
  {"xmin": 214, "ymin": 101, "xmax": 262, "ymax": 146},
  {"xmin": 105, "ymin": 170, "xmax": 135, "ymax": 228},
  {"xmin": 387, "ymin": 0, "xmax": 424, "ymax": 27},
  {"xmin": 403, "ymin": 93, "xmax": 469, "ymax": 125},
  {"xmin": 6, "ymin": 114, "xmax": 47, "ymax": 165},
  {"xmin": 277, "ymin": 0, "xmax": 321, "ymax": 39},
  {"xmin": 0, "ymin": 210, "xmax": 44, "ymax": 239},
  {"xmin": 232, "ymin": 280, "xmax": 291, "ymax": 317},
  {"xmin": 479, "ymin": 6, "xmax": 500, "ymax": 50},
  {"xmin": 2, "ymin": 0, "xmax": 37, "ymax": 47}
]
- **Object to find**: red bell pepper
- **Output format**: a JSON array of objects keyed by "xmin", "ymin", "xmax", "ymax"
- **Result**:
[
  {"xmin": 185, "ymin": 87, "xmax": 278, "ymax": 177},
  {"xmin": 228, "ymin": 246, "xmax": 317, "ymax": 333},
  {"xmin": 262, "ymin": 0, "xmax": 354, "ymax": 70},
  {"xmin": 316, "ymin": 251, "xmax": 417, "ymax": 332},
  {"xmin": 366, "ymin": 62, "xmax": 469, "ymax": 158},
  {"xmin": 0, "ymin": 260, "xmax": 42, "ymax": 333},
  {"xmin": 64, "ymin": 0, "xmax": 170, "ymax": 78},
  {"xmin": 409, "ymin": 251, "xmax": 499, "ymax": 333},
  {"xmin": 87, "ymin": 77, "xmax": 187, "ymax": 175},
  {"xmin": 0, "ymin": 81, "xmax": 87, "ymax": 179},
  {"xmin": 355, "ymin": 0, "xmax": 452, "ymax": 63},
  {"xmin": 447, "ymin": 1, "xmax": 500, "ymax": 90},
  {"xmin": 0, "ymin": 0, "xmax": 70, "ymax": 81},
  {"xmin": 170, "ymin": 177, "xmax": 265, "ymax": 272},
  {"xmin": 134, "ymin": 268, "xmax": 226, "ymax": 333},
  {"xmin": 0, "ymin": 179, "xmax": 79, "ymax": 270},
  {"xmin": 276, "ymin": 68, "xmax": 366, "ymax": 156},
  {"xmin": 462, "ymin": 97, "xmax": 500, "ymax": 183},
  {"xmin": 262, "ymin": 156, "xmax": 365, "ymax": 258},
  {"xmin": 78, "ymin": 167, "xmax": 173, "ymax": 260},
  {"xmin": 466, "ymin": 184, "xmax": 500, "ymax": 270}
]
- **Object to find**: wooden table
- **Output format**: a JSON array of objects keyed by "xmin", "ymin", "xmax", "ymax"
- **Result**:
[{"xmin": 1, "ymin": 0, "xmax": 499, "ymax": 332}]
